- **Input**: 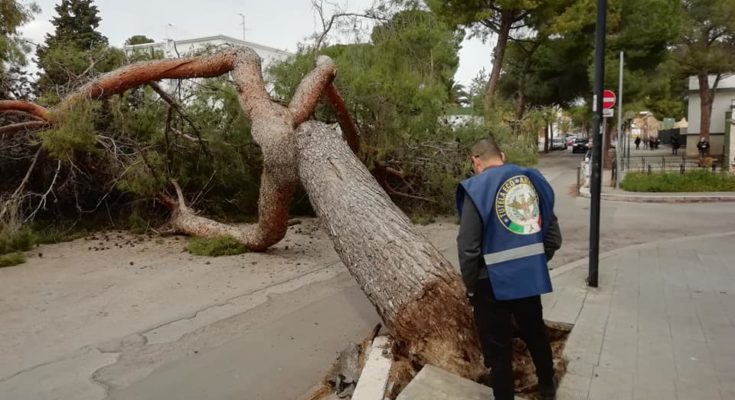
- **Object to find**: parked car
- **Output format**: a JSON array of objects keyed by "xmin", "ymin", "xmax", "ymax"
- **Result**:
[
  {"xmin": 565, "ymin": 135, "xmax": 576, "ymax": 147},
  {"xmin": 551, "ymin": 137, "xmax": 568, "ymax": 150},
  {"xmin": 572, "ymin": 138, "xmax": 591, "ymax": 153}
]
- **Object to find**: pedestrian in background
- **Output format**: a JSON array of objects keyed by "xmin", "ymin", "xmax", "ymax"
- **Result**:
[
  {"xmin": 671, "ymin": 135, "xmax": 680, "ymax": 155},
  {"xmin": 635, "ymin": 136, "xmax": 641, "ymax": 150},
  {"xmin": 697, "ymin": 137, "xmax": 710, "ymax": 159},
  {"xmin": 457, "ymin": 138, "xmax": 562, "ymax": 400}
]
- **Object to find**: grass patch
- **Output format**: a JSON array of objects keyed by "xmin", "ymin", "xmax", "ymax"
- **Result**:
[
  {"xmin": 32, "ymin": 225, "xmax": 87, "ymax": 245},
  {"xmin": 410, "ymin": 213, "xmax": 437, "ymax": 225},
  {"xmin": 186, "ymin": 235, "xmax": 249, "ymax": 257},
  {"xmin": 621, "ymin": 170, "xmax": 735, "ymax": 192},
  {"xmin": 0, "ymin": 228, "xmax": 35, "ymax": 255},
  {"xmin": 0, "ymin": 225, "xmax": 87, "ymax": 268},
  {"xmin": 0, "ymin": 252, "xmax": 26, "ymax": 268}
]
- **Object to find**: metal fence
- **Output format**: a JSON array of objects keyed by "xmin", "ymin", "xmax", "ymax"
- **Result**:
[{"xmin": 619, "ymin": 155, "xmax": 725, "ymax": 174}]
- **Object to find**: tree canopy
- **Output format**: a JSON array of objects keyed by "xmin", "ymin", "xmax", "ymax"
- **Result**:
[
  {"xmin": 0, "ymin": 0, "xmax": 39, "ymax": 99},
  {"xmin": 34, "ymin": 0, "xmax": 123, "ymax": 100}
]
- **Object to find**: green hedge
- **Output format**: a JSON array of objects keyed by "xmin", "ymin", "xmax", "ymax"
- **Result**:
[{"xmin": 621, "ymin": 170, "xmax": 735, "ymax": 192}]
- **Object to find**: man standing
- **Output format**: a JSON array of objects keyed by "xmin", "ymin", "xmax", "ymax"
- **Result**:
[
  {"xmin": 457, "ymin": 138, "xmax": 562, "ymax": 400},
  {"xmin": 697, "ymin": 137, "xmax": 710, "ymax": 160}
]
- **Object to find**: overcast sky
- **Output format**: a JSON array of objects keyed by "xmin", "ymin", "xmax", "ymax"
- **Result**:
[{"xmin": 19, "ymin": 0, "xmax": 494, "ymax": 86}]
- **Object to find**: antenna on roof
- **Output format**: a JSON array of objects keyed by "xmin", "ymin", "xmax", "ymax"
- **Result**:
[
  {"xmin": 237, "ymin": 13, "xmax": 246, "ymax": 41},
  {"xmin": 164, "ymin": 23, "xmax": 174, "ymax": 41}
]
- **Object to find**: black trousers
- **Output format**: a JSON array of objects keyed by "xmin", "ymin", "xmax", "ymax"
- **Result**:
[{"xmin": 470, "ymin": 279, "xmax": 554, "ymax": 400}]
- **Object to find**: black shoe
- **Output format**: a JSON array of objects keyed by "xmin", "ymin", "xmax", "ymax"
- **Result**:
[{"xmin": 538, "ymin": 375, "xmax": 558, "ymax": 400}]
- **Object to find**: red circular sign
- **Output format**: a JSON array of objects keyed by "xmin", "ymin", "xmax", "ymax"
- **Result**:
[{"xmin": 603, "ymin": 90, "xmax": 616, "ymax": 109}]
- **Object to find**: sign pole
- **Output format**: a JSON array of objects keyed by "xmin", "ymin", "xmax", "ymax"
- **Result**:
[
  {"xmin": 588, "ymin": 0, "xmax": 607, "ymax": 288},
  {"xmin": 616, "ymin": 51, "xmax": 624, "ymax": 187}
]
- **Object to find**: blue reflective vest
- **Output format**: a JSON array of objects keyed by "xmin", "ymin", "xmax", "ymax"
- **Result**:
[{"xmin": 457, "ymin": 164, "xmax": 554, "ymax": 300}]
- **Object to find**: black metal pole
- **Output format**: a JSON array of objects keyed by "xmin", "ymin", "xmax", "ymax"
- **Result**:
[{"xmin": 588, "ymin": 0, "xmax": 607, "ymax": 287}]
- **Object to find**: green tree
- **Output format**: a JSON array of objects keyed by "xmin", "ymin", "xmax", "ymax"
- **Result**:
[
  {"xmin": 270, "ymin": 9, "xmax": 460, "ymax": 149},
  {"xmin": 426, "ymin": 0, "xmax": 544, "ymax": 111},
  {"xmin": 124, "ymin": 35, "xmax": 154, "ymax": 46},
  {"xmin": 0, "ymin": 0, "xmax": 39, "ymax": 98},
  {"xmin": 35, "ymin": 0, "xmax": 123, "ymax": 100},
  {"xmin": 124, "ymin": 34, "xmax": 163, "ymax": 61},
  {"xmin": 674, "ymin": 0, "xmax": 735, "ymax": 139},
  {"xmin": 269, "ymin": 8, "xmax": 465, "ymax": 210},
  {"xmin": 499, "ymin": 35, "xmax": 590, "ymax": 120}
]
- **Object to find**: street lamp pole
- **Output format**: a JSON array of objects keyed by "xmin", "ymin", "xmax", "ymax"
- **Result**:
[
  {"xmin": 588, "ymin": 0, "xmax": 607, "ymax": 288},
  {"xmin": 616, "ymin": 51, "xmax": 624, "ymax": 187}
]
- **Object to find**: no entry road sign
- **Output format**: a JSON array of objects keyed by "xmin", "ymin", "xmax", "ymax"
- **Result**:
[{"xmin": 603, "ymin": 90, "xmax": 616, "ymax": 109}]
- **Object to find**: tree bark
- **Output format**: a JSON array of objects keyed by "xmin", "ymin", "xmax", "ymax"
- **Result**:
[
  {"xmin": 698, "ymin": 72, "xmax": 719, "ymax": 140},
  {"xmin": 603, "ymin": 121, "xmax": 613, "ymax": 169},
  {"xmin": 296, "ymin": 121, "xmax": 484, "ymax": 380},
  {"xmin": 515, "ymin": 90, "xmax": 527, "ymax": 122},
  {"xmin": 324, "ymin": 83, "xmax": 360, "ymax": 153},
  {"xmin": 485, "ymin": 10, "xmax": 515, "ymax": 112},
  {"xmin": 0, "ymin": 100, "xmax": 51, "ymax": 121},
  {"xmin": 514, "ymin": 41, "xmax": 541, "ymax": 122},
  {"xmin": 544, "ymin": 124, "xmax": 550, "ymax": 153}
]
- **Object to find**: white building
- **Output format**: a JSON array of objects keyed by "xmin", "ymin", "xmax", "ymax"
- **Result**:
[
  {"xmin": 123, "ymin": 34, "xmax": 293, "ymax": 73},
  {"xmin": 122, "ymin": 34, "xmax": 294, "ymax": 99},
  {"xmin": 686, "ymin": 74, "xmax": 735, "ymax": 156}
]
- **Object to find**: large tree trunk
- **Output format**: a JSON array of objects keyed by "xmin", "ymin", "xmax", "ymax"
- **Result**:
[
  {"xmin": 514, "ymin": 41, "xmax": 541, "ymax": 122},
  {"xmin": 485, "ymin": 10, "xmax": 515, "ymax": 112},
  {"xmin": 603, "ymin": 121, "xmax": 613, "ymax": 169},
  {"xmin": 515, "ymin": 90, "xmax": 527, "ymax": 122},
  {"xmin": 296, "ymin": 121, "xmax": 484, "ymax": 380},
  {"xmin": 698, "ymin": 72, "xmax": 716, "ymax": 140}
]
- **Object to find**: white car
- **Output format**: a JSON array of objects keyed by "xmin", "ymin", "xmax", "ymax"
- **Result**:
[{"xmin": 551, "ymin": 137, "xmax": 568, "ymax": 150}]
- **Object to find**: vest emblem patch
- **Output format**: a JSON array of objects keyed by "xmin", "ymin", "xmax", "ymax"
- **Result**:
[{"xmin": 495, "ymin": 175, "xmax": 542, "ymax": 235}]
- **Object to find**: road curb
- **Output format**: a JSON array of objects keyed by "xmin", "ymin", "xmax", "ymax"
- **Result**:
[
  {"xmin": 550, "ymin": 230, "xmax": 735, "ymax": 279},
  {"xmin": 578, "ymin": 187, "xmax": 735, "ymax": 203}
]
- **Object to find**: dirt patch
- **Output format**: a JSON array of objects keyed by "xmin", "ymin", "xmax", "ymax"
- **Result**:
[
  {"xmin": 567, "ymin": 183, "xmax": 582, "ymax": 198},
  {"xmin": 514, "ymin": 321, "xmax": 571, "ymax": 399}
]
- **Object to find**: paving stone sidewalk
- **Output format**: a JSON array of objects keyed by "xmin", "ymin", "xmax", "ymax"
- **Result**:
[{"xmin": 543, "ymin": 232, "xmax": 735, "ymax": 400}]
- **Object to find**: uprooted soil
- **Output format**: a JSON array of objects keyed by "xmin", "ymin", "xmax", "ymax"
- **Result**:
[{"xmin": 310, "ymin": 322, "xmax": 571, "ymax": 400}]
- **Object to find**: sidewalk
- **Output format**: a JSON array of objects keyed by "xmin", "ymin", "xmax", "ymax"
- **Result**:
[
  {"xmin": 579, "ymin": 186, "xmax": 735, "ymax": 203},
  {"xmin": 544, "ymin": 232, "xmax": 735, "ymax": 400}
]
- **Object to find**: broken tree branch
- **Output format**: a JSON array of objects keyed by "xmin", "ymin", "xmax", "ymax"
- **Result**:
[
  {"xmin": 289, "ymin": 56, "xmax": 337, "ymax": 126},
  {"xmin": 0, "ymin": 100, "xmax": 51, "ymax": 121},
  {"xmin": 0, "ymin": 121, "xmax": 50, "ymax": 135},
  {"xmin": 147, "ymin": 81, "xmax": 210, "ymax": 157},
  {"xmin": 323, "ymin": 83, "xmax": 360, "ymax": 153}
]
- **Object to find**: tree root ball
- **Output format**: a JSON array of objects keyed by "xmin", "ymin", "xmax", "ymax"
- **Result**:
[{"xmin": 311, "ymin": 322, "xmax": 572, "ymax": 400}]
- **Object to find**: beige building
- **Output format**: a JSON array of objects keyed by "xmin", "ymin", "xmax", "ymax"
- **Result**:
[{"xmin": 630, "ymin": 112, "xmax": 661, "ymax": 140}]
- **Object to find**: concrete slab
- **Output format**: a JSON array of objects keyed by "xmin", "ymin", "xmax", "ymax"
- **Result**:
[
  {"xmin": 352, "ymin": 336, "xmax": 392, "ymax": 400},
  {"xmin": 397, "ymin": 365, "xmax": 493, "ymax": 400}
]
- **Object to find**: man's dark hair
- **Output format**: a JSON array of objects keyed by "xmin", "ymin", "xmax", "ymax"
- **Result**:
[{"xmin": 471, "ymin": 137, "xmax": 502, "ymax": 161}]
